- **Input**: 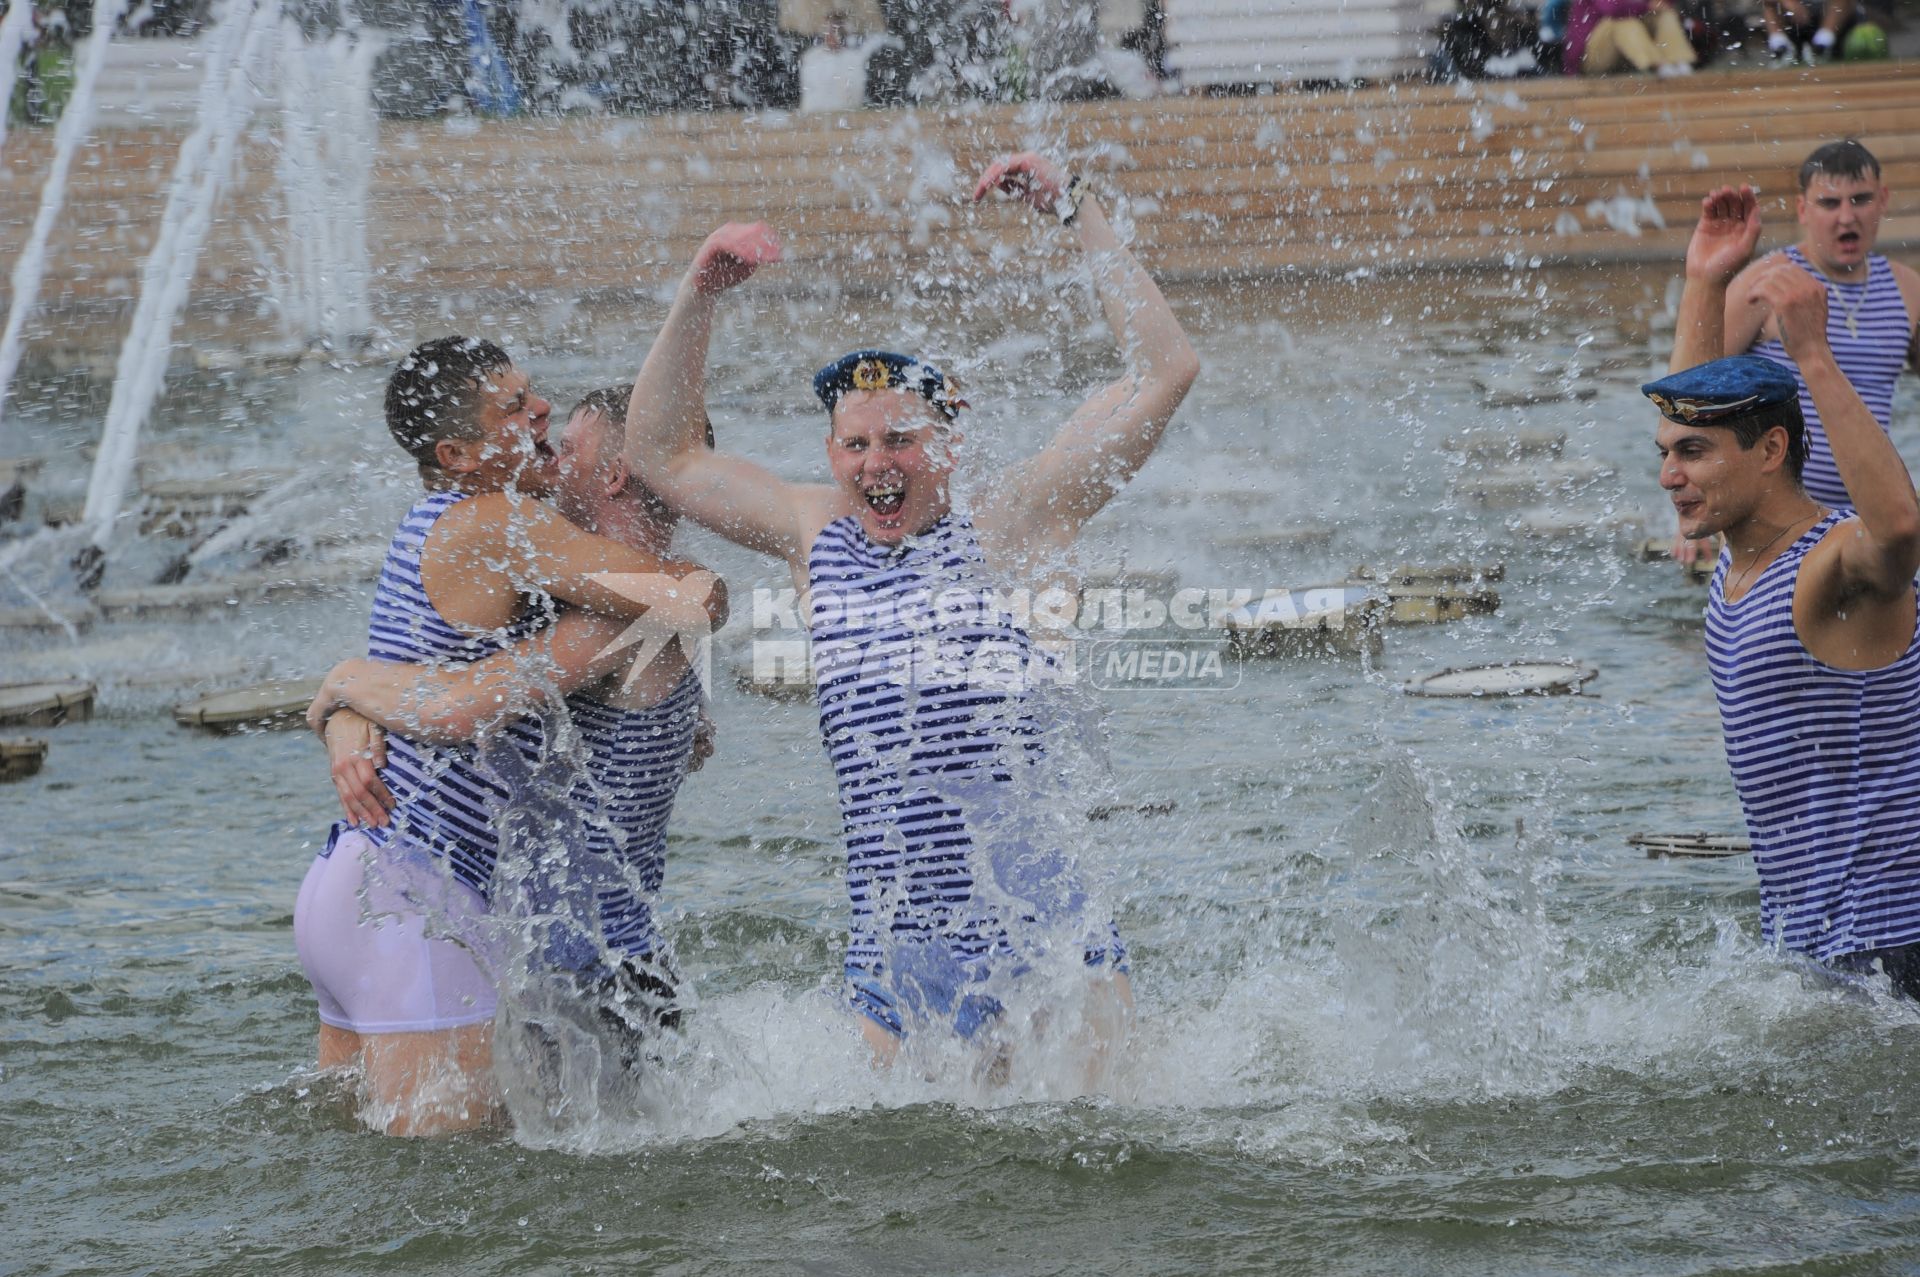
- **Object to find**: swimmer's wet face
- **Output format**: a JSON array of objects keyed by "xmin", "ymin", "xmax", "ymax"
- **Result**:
[
  {"xmin": 384, "ymin": 337, "xmax": 556, "ymax": 493},
  {"xmin": 555, "ymin": 405, "xmax": 614, "ymax": 521},
  {"xmin": 1797, "ymin": 172, "xmax": 1889, "ymax": 280},
  {"xmin": 827, "ymin": 388, "xmax": 958, "ymax": 544},
  {"xmin": 466, "ymin": 364, "xmax": 558, "ymax": 495},
  {"xmin": 1657, "ymin": 417, "xmax": 1780, "ymax": 540}
]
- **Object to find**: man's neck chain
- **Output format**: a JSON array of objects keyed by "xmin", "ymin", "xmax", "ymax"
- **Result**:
[
  {"xmin": 1727, "ymin": 506, "xmax": 1824, "ymax": 596},
  {"xmin": 1832, "ymin": 271, "xmax": 1872, "ymax": 339}
]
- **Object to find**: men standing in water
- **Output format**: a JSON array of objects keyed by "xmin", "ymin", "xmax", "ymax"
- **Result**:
[
  {"xmin": 619, "ymin": 153, "xmax": 1199, "ymax": 1070},
  {"xmin": 1652, "ymin": 184, "xmax": 1920, "ymax": 998},
  {"xmin": 309, "ymin": 385, "xmax": 717, "ymax": 1098},
  {"xmin": 297, "ymin": 337, "xmax": 728, "ymax": 1136}
]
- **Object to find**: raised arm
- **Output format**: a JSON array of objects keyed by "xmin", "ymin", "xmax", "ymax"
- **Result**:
[
  {"xmin": 971, "ymin": 153, "xmax": 1200, "ymax": 553},
  {"xmin": 1671, "ymin": 185, "xmax": 1762, "ymax": 373},
  {"xmin": 1722, "ymin": 260, "xmax": 1773, "ymax": 356},
  {"xmin": 1747, "ymin": 259, "xmax": 1920, "ymax": 597},
  {"xmin": 621, "ymin": 223, "xmax": 836, "ymax": 564}
]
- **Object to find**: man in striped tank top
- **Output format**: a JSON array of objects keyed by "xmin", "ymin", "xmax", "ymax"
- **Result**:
[
  {"xmin": 297, "ymin": 337, "xmax": 729, "ymax": 1135},
  {"xmin": 1652, "ymin": 183, "xmax": 1920, "ymax": 999},
  {"xmin": 1725, "ymin": 140, "xmax": 1919, "ymax": 509},
  {"xmin": 619, "ymin": 154, "xmax": 1199, "ymax": 1074},
  {"xmin": 1672, "ymin": 141, "xmax": 1918, "ymax": 568}
]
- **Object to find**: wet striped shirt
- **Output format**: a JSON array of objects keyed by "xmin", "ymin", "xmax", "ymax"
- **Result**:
[
  {"xmin": 355, "ymin": 490, "xmax": 695, "ymax": 962},
  {"xmin": 1705, "ymin": 511, "xmax": 1920, "ymax": 959},
  {"xmin": 1751, "ymin": 247, "xmax": 1913, "ymax": 508},
  {"xmin": 489, "ymin": 671, "xmax": 701, "ymax": 967},
  {"xmin": 806, "ymin": 515, "xmax": 1117, "ymax": 988},
  {"xmin": 359, "ymin": 490, "xmax": 545, "ymax": 894}
]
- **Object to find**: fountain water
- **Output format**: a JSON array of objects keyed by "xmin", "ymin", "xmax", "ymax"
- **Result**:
[
  {"xmin": 7, "ymin": 15, "xmax": 1920, "ymax": 1269},
  {"xmin": 0, "ymin": 0, "xmax": 38, "ymax": 155},
  {"xmin": 0, "ymin": 0, "xmax": 136, "ymax": 439},
  {"xmin": 76, "ymin": 0, "xmax": 282, "ymax": 579},
  {"xmin": 0, "ymin": 0, "xmax": 379, "ymax": 594}
]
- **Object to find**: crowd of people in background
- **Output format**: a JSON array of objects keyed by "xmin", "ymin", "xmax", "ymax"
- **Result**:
[
  {"xmin": 0, "ymin": 0, "xmax": 1904, "ymax": 124},
  {"xmin": 1435, "ymin": 0, "xmax": 1895, "ymax": 80}
]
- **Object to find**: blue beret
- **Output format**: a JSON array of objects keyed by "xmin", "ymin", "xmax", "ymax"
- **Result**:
[
  {"xmin": 812, "ymin": 350, "xmax": 968, "ymax": 419},
  {"xmin": 1641, "ymin": 356, "xmax": 1800, "ymax": 424}
]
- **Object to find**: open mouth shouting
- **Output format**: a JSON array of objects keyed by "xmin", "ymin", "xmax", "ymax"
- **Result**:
[{"xmin": 864, "ymin": 482, "xmax": 906, "ymax": 518}]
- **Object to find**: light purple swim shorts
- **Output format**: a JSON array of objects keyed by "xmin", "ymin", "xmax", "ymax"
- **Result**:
[{"xmin": 293, "ymin": 828, "xmax": 501, "ymax": 1034}]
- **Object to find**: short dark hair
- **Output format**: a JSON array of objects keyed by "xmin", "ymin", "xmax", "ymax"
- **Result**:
[
  {"xmin": 384, "ymin": 337, "xmax": 512, "ymax": 468},
  {"xmin": 573, "ymin": 384, "xmax": 714, "ymax": 449},
  {"xmin": 1799, "ymin": 140, "xmax": 1881, "ymax": 191},
  {"xmin": 1721, "ymin": 401, "xmax": 1809, "ymax": 483},
  {"xmin": 571, "ymin": 385, "xmax": 632, "ymax": 447}
]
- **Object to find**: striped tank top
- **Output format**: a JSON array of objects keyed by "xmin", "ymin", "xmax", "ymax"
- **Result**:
[
  {"xmin": 1705, "ymin": 510, "xmax": 1920, "ymax": 960},
  {"xmin": 350, "ymin": 490, "xmax": 698, "ymax": 966},
  {"xmin": 485, "ymin": 670, "xmax": 702, "ymax": 971},
  {"xmin": 806, "ymin": 514, "xmax": 1121, "ymax": 993},
  {"xmin": 357, "ymin": 490, "xmax": 546, "ymax": 892},
  {"xmin": 1751, "ymin": 247, "xmax": 1912, "ymax": 508}
]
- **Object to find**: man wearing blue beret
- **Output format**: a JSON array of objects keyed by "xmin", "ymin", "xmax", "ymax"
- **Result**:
[
  {"xmin": 1654, "ymin": 184, "xmax": 1920, "ymax": 998},
  {"xmin": 618, "ymin": 151, "xmax": 1199, "ymax": 1081}
]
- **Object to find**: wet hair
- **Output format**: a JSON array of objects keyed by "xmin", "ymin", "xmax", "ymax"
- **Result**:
[
  {"xmin": 571, "ymin": 385, "xmax": 632, "ymax": 447},
  {"xmin": 1719, "ymin": 402, "xmax": 1810, "ymax": 484},
  {"xmin": 383, "ymin": 336, "xmax": 511, "ymax": 469},
  {"xmin": 1799, "ymin": 140, "xmax": 1881, "ymax": 191},
  {"xmin": 570, "ymin": 385, "xmax": 715, "ymax": 450}
]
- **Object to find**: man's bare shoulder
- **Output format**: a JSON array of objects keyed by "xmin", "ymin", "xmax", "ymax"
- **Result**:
[
  {"xmin": 1887, "ymin": 257, "xmax": 1920, "ymax": 309},
  {"xmin": 792, "ymin": 485, "xmax": 852, "ymax": 560},
  {"xmin": 427, "ymin": 490, "xmax": 578, "ymax": 557}
]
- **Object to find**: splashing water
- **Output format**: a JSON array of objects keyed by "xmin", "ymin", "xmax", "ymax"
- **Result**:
[
  {"xmin": 0, "ymin": 0, "xmax": 136, "ymax": 432},
  {"xmin": 79, "ymin": 0, "xmax": 282, "ymax": 557},
  {"xmin": 272, "ymin": 25, "xmax": 377, "ymax": 347}
]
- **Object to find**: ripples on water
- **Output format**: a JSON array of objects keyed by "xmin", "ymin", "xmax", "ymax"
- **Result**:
[{"xmin": 5, "ymin": 274, "xmax": 1920, "ymax": 1274}]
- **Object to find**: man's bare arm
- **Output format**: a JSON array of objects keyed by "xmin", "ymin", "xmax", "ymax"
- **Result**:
[
  {"xmin": 430, "ymin": 491, "xmax": 728, "ymax": 630},
  {"xmin": 306, "ymin": 610, "xmax": 639, "ymax": 745},
  {"xmin": 1748, "ymin": 259, "xmax": 1920, "ymax": 597},
  {"xmin": 322, "ymin": 709, "xmax": 392, "ymax": 828},
  {"xmin": 972, "ymin": 153, "xmax": 1200, "ymax": 553},
  {"xmin": 1673, "ymin": 186, "xmax": 1763, "ymax": 373},
  {"xmin": 1722, "ymin": 259, "xmax": 1773, "ymax": 356},
  {"xmin": 620, "ymin": 223, "xmax": 834, "ymax": 564}
]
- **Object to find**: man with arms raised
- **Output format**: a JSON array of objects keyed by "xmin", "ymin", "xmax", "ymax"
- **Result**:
[
  {"xmin": 1726, "ymin": 140, "xmax": 1919, "ymax": 510},
  {"xmin": 618, "ymin": 153, "xmax": 1199, "ymax": 1073},
  {"xmin": 298, "ymin": 330, "xmax": 729, "ymax": 1136},
  {"xmin": 1652, "ymin": 185, "xmax": 1920, "ymax": 997},
  {"xmin": 1674, "ymin": 140, "xmax": 1918, "ymax": 566}
]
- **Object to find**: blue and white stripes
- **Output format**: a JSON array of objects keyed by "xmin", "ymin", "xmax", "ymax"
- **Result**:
[
  {"xmin": 1706, "ymin": 511, "xmax": 1920, "ymax": 959},
  {"xmin": 355, "ymin": 490, "xmax": 695, "ymax": 964},
  {"xmin": 806, "ymin": 515, "xmax": 1121, "ymax": 1020},
  {"xmin": 1751, "ymin": 247, "xmax": 1912, "ymax": 508},
  {"xmin": 361, "ymin": 490, "xmax": 544, "ymax": 894}
]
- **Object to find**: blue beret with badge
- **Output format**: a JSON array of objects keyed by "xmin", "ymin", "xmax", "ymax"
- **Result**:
[
  {"xmin": 813, "ymin": 350, "xmax": 968, "ymax": 419},
  {"xmin": 1641, "ymin": 355, "xmax": 1800, "ymax": 424}
]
